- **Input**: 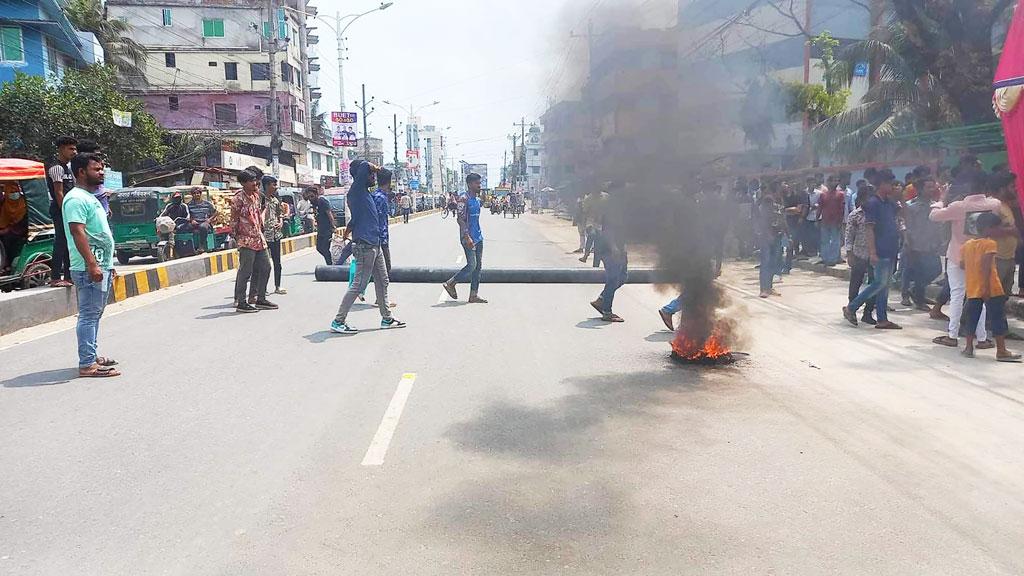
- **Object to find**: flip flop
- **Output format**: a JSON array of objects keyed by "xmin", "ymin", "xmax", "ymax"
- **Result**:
[
  {"xmin": 932, "ymin": 336, "xmax": 958, "ymax": 347},
  {"xmin": 97, "ymin": 356, "xmax": 118, "ymax": 367},
  {"xmin": 997, "ymin": 354, "xmax": 1023, "ymax": 363},
  {"xmin": 79, "ymin": 365, "xmax": 121, "ymax": 378},
  {"xmin": 590, "ymin": 299, "xmax": 604, "ymax": 314},
  {"xmin": 875, "ymin": 322, "xmax": 902, "ymax": 330}
]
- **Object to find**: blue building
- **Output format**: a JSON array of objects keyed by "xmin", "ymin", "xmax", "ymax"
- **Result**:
[{"xmin": 0, "ymin": 0, "xmax": 98, "ymax": 85}]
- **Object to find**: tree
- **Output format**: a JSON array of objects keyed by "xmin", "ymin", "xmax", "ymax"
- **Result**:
[
  {"xmin": 813, "ymin": 0, "xmax": 1015, "ymax": 159},
  {"xmin": 63, "ymin": 0, "xmax": 147, "ymax": 79},
  {"xmin": 0, "ymin": 66, "xmax": 166, "ymax": 171}
]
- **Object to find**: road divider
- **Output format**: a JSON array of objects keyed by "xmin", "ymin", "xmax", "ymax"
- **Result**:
[{"xmin": 315, "ymin": 265, "xmax": 672, "ymax": 284}]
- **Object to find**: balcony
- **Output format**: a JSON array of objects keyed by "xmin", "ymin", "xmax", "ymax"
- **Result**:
[
  {"xmin": 309, "ymin": 62, "xmax": 320, "ymax": 72},
  {"xmin": 307, "ymin": 35, "xmax": 319, "ymax": 45}
]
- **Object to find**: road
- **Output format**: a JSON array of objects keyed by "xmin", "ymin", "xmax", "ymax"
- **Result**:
[{"xmin": 2, "ymin": 211, "xmax": 1023, "ymax": 575}]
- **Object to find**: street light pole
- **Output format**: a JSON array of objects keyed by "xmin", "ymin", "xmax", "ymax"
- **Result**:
[
  {"xmin": 336, "ymin": 11, "xmax": 345, "ymax": 111},
  {"xmin": 267, "ymin": 0, "xmax": 281, "ymax": 177}
]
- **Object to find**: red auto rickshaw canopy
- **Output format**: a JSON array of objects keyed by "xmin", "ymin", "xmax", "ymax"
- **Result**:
[{"xmin": 0, "ymin": 159, "xmax": 46, "ymax": 180}]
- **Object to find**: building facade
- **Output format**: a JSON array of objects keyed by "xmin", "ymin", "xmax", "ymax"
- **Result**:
[
  {"xmin": 0, "ymin": 0, "xmax": 99, "ymax": 84},
  {"xmin": 106, "ymin": 0, "xmax": 328, "ymax": 186},
  {"xmin": 524, "ymin": 124, "xmax": 544, "ymax": 193},
  {"xmin": 420, "ymin": 125, "xmax": 447, "ymax": 194}
]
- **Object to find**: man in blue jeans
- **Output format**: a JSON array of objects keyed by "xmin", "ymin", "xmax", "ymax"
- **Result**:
[
  {"xmin": 590, "ymin": 183, "xmax": 627, "ymax": 322},
  {"xmin": 843, "ymin": 170, "xmax": 902, "ymax": 330},
  {"xmin": 63, "ymin": 153, "xmax": 120, "ymax": 377},
  {"xmin": 443, "ymin": 172, "xmax": 488, "ymax": 303}
]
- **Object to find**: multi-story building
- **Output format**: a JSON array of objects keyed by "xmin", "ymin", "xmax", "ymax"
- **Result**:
[
  {"xmin": 420, "ymin": 125, "xmax": 447, "ymax": 195},
  {"xmin": 0, "ymin": 0, "xmax": 99, "ymax": 84},
  {"xmin": 524, "ymin": 124, "xmax": 544, "ymax": 193},
  {"xmin": 107, "ymin": 0, "xmax": 329, "ymax": 186},
  {"xmin": 539, "ymin": 100, "xmax": 590, "ymax": 193}
]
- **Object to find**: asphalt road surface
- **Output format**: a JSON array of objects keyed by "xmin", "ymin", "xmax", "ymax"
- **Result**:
[{"xmin": 2, "ymin": 211, "xmax": 1023, "ymax": 575}]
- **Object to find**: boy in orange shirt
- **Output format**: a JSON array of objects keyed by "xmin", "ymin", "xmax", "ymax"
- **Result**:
[{"xmin": 961, "ymin": 212, "xmax": 1022, "ymax": 361}]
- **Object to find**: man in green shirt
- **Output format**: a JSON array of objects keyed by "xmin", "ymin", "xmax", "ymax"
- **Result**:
[{"xmin": 63, "ymin": 153, "xmax": 120, "ymax": 378}]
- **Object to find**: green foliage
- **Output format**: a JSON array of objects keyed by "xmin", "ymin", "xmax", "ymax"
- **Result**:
[
  {"xmin": 785, "ymin": 82, "xmax": 851, "ymax": 125},
  {"xmin": 63, "ymin": 0, "xmax": 147, "ymax": 78},
  {"xmin": 0, "ymin": 66, "xmax": 166, "ymax": 171}
]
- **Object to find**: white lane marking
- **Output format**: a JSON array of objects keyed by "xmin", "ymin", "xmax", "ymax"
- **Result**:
[{"xmin": 361, "ymin": 373, "xmax": 417, "ymax": 466}]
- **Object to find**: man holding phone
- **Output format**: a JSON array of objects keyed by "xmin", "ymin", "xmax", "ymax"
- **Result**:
[{"xmin": 63, "ymin": 153, "xmax": 120, "ymax": 377}]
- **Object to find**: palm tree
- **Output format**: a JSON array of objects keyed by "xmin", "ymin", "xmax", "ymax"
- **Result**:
[
  {"xmin": 310, "ymin": 102, "xmax": 331, "ymax": 145},
  {"xmin": 64, "ymin": 0, "xmax": 147, "ymax": 78}
]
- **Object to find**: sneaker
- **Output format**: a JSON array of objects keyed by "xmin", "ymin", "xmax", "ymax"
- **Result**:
[
  {"xmin": 330, "ymin": 320, "xmax": 358, "ymax": 334},
  {"xmin": 236, "ymin": 302, "xmax": 259, "ymax": 313},
  {"xmin": 255, "ymin": 299, "xmax": 279, "ymax": 310},
  {"xmin": 442, "ymin": 280, "xmax": 458, "ymax": 300},
  {"xmin": 381, "ymin": 318, "xmax": 407, "ymax": 329}
]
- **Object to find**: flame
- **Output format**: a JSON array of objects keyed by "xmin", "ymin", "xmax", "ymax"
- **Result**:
[{"xmin": 672, "ymin": 330, "xmax": 732, "ymax": 361}]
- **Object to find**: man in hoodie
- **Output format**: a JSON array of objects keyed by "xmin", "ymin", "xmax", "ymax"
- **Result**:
[{"xmin": 330, "ymin": 160, "xmax": 405, "ymax": 333}]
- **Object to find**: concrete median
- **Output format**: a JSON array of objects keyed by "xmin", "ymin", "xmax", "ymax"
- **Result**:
[{"xmin": 314, "ymin": 265, "xmax": 671, "ymax": 284}]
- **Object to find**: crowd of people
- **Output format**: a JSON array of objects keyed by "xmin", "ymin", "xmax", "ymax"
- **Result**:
[{"xmin": 744, "ymin": 154, "xmax": 1022, "ymax": 362}]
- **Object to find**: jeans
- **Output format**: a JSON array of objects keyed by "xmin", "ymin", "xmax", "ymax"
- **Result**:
[
  {"xmin": 452, "ymin": 240, "xmax": 484, "ymax": 294},
  {"xmin": 599, "ymin": 254, "xmax": 628, "ymax": 314},
  {"xmin": 662, "ymin": 295, "xmax": 682, "ymax": 315},
  {"xmin": 759, "ymin": 236, "xmax": 780, "ymax": 293},
  {"xmin": 946, "ymin": 263, "xmax": 987, "ymax": 340},
  {"xmin": 316, "ymin": 232, "xmax": 332, "ymax": 266},
  {"xmin": 334, "ymin": 242, "xmax": 391, "ymax": 324},
  {"xmin": 819, "ymin": 223, "xmax": 841, "ymax": 264},
  {"xmin": 966, "ymin": 296, "xmax": 1007, "ymax": 338},
  {"xmin": 906, "ymin": 251, "xmax": 941, "ymax": 306},
  {"xmin": 191, "ymin": 221, "xmax": 213, "ymax": 251},
  {"xmin": 266, "ymin": 239, "xmax": 282, "ymax": 291},
  {"xmin": 236, "ymin": 247, "xmax": 270, "ymax": 304},
  {"xmin": 782, "ymin": 231, "xmax": 795, "ymax": 272},
  {"xmin": 403, "ymin": 208, "xmax": 411, "ymax": 223},
  {"xmin": 71, "ymin": 269, "xmax": 111, "ymax": 368},
  {"xmin": 50, "ymin": 209, "xmax": 71, "ymax": 281},
  {"xmin": 849, "ymin": 258, "xmax": 892, "ymax": 322},
  {"xmin": 583, "ymin": 227, "xmax": 600, "ymax": 266},
  {"xmin": 847, "ymin": 255, "xmax": 877, "ymax": 312},
  {"xmin": 577, "ymin": 223, "xmax": 586, "ymax": 251}
]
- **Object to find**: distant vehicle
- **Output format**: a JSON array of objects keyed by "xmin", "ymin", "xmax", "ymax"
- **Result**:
[{"xmin": 0, "ymin": 159, "xmax": 54, "ymax": 291}]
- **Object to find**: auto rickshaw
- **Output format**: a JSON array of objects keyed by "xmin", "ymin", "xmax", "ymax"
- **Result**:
[
  {"xmin": 109, "ymin": 187, "xmax": 176, "ymax": 265},
  {"xmin": 0, "ymin": 159, "xmax": 55, "ymax": 291},
  {"xmin": 278, "ymin": 188, "xmax": 303, "ymax": 237}
]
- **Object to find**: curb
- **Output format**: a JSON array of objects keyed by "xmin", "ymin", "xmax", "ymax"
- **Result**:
[
  {"xmin": 790, "ymin": 258, "xmax": 1024, "ymax": 321},
  {"xmin": 0, "ymin": 209, "xmax": 442, "ymax": 336}
]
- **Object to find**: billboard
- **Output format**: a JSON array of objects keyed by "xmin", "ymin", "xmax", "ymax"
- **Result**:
[
  {"xmin": 331, "ymin": 112, "xmax": 358, "ymax": 147},
  {"xmin": 462, "ymin": 163, "xmax": 488, "ymax": 188}
]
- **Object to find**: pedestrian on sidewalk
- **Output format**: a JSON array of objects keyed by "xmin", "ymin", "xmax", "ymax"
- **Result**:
[
  {"xmin": 46, "ymin": 136, "xmax": 77, "ymax": 287},
  {"xmin": 591, "ymin": 182, "xmax": 627, "ymax": 322},
  {"xmin": 313, "ymin": 187, "xmax": 336, "ymax": 266},
  {"xmin": 399, "ymin": 193, "xmax": 412, "ymax": 224},
  {"xmin": 782, "ymin": 182, "xmax": 804, "ymax": 271},
  {"xmin": 259, "ymin": 175, "xmax": 287, "ymax": 296},
  {"xmin": 843, "ymin": 170, "xmax": 902, "ymax": 330},
  {"xmin": 818, "ymin": 174, "xmax": 845, "ymax": 266},
  {"xmin": 64, "ymin": 153, "xmax": 120, "ymax": 377},
  {"xmin": 960, "ymin": 212, "xmax": 1021, "ymax": 362},
  {"xmin": 845, "ymin": 189, "xmax": 878, "ymax": 323},
  {"xmin": 443, "ymin": 172, "xmax": 488, "ymax": 303},
  {"xmin": 903, "ymin": 175, "xmax": 945, "ymax": 310},
  {"xmin": 330, "ymin": 160, "xmax": 404, "ymax": 333},
  {"xmin": 757, "ymin": 182, "xmax": 785, "ymax": 298},
  {"xmin": 231, "ymin": 170, "xmax": 275, "ymax": 313},
  {"xmin": 928, "ymin": 171, "xmax": 1000, "ymax": 347},
  {"xmin": 573, "ymin": 193, "xmax": 586, "ymax": 253}
]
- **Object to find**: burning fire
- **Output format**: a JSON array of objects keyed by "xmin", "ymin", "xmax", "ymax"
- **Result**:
[{"xmin": 671, "ymin": 330, "xmax": 734, "ymax": 363}]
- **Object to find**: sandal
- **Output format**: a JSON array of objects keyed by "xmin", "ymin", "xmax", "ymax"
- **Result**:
[
  {"xmin": 97, "ymin": 356, "xmax": 119, "ymax": 367},
  {"xmin": 976, "ymin": 340, "xmax": 996, "ymax": 350},
  {"xmin": 961, "ymin": 349, "xmax": 976, "ymax": 359},
  {"xmin": 997, "ymin": 353, "xmax": 1023, "ymax": 363},
  {"xmin": 79, "ymin": 365, "xmax": 121, "ymax": 378},
  {"xmin": 875, "ymin": 321, "xmax": 902, "ymax": 330},
  {"xmin": 932, "ymin": 336, "xmax": 958, "ymax": 347}
]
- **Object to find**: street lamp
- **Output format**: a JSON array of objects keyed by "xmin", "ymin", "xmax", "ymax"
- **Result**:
[{"xmin": 283, "ymin": 3, "xmax": 394, "ymax": 112}]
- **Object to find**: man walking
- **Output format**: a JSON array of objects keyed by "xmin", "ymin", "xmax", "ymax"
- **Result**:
[
  {"xmin": 330, "ymin": 160, "xmax": 405, "ymax": 333},
  {"xmin": 818, "ymin": 174, "xmax": 845, "ymax": 266},
  {"xmin": 64, "ymin": 153, "xmax": 120, "ymax": 377},
  {"xmin": 313, "ymin": 187, "xmax": 336, "ymax": 265},
  {"xmin": 929, "ymin": 172, "xmax": 1000, "ymax": 347},
  {"xmin": 374, "ymin": 169, "xmax": 394, "ymax": 273},
  {"xmin": 443, "ymin": 172, "xmax": 488, "ymax": 303},
  {"xmin": 230, "ymin": 170, "xmax": 275, "ymax": 313},
  {"xmin": 843, "ymin": 170, "xmax": 902, "ymax": 330},
  {"xmin": 591, "ymin": 182, "xmax": 627, "ymax": 322},
  {"xmin": 46, "ymin": 136, "xmax": 77, "ymax": 287},
  {"xmin": 399, "ymin": 192, "xmax": 412, "ymax": 224}
]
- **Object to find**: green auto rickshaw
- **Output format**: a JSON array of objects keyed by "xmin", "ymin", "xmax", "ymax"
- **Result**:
[
  {"xmin": 0, "ymin": 159, "xmax": 55, "ymax": 291},
  {"xmin": 109, "ymin": 187, "xmax": 176, "ymax": 265},
  {"xmin": 278, "ymin": 188, "xmax": 303, "ymax": 237}
]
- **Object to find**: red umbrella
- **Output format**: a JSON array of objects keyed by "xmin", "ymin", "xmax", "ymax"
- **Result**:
[{"xmin": 994, "ymin": 2, "xmax": 1024, "ymax": 203}]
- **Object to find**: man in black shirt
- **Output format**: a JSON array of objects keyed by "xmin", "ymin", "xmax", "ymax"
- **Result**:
[
  {"xmin": 313, "ymin": 188, "xmax": 336, "ymax": 265},
  {"xmin": 45, "ymin": 136, "xmax": 78, "ymax": 287}
]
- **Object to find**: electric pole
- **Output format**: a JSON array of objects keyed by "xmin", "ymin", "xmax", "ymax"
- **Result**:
[
  {"xmin": 392, "ymin": 113, "xmax": 399, "ymax": 174},
  {"xmin": 336, "ymin": 11, "xmax": 346, "ymax": 111},
  {"xmin": 510, "ymin": 133, "xmax": 518, "ymax": 189},
  {"xmin": 267, "ymin": 0, "xmax": 281, "ymax": 176},
  {"xmin": 502, "ymin": 149, "xmax": 507, "ymax": 186},
  {"xmin": 514, "ymin": 117, "xmax": 528, "ymax": 176},
  {"xmin": 355, "ymin": 83, "xmax": 375, "ymax": 159}
]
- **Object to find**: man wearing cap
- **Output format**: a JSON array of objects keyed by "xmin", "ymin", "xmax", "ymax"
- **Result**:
[{"xmin": 443, "ymin": 172, "xmax": 488, "ymax": 303}]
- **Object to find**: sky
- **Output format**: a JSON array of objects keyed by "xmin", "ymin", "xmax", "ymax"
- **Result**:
[{"xmin": 313, "ymin": 0, "xmax": 677, "ymax": 177}]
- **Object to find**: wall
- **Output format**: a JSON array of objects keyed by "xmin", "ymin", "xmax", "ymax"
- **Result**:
[{"xmin": 142, "ymin": 91, "xmax": 301, "ymax": 132}]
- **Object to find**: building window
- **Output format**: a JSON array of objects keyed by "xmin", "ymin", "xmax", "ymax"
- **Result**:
[
  {"xmin": 250, "ymin": 62, "xmax": 270, "ymax": 81},
  {"xmin": 43, "ymin": 37, "xmax": 61, "ymax": 77},
  {"xmin": 327, "ymin": 156, "xmax": 335, "ymax": 173},
  {"xmin": 280, "ymin": 62, "xmax": 292, "ymax": 83},
  {"xmin": 531, "ymin": 149, "xmax": 539, "ymax": 156},
  {"xmin": 224, "ymin": 62, "xmax": 238, "ymax": 80},
  {"xmin": 202, "ymin": 19, "xmax": 225, "ymax": 38},
  {"xmin": 214, "ymin": 103, "xmax": 237, "ymax": 126},
  {"xmin": 0, "ymin": 27, "xmax": 24, "ymax": 62},
  {"xmin": 164, "ymin": 52, "xmax": 175, "ymax": 67},
  {"xmin": 262, "ymin": 21, "xmax": 287, "ymax": 39},
  {"xmin": 168, "ymin": 95, "xmax": 179, "ymax": 111},
  {"xmin": 311, "ymin": 152, "xmax": 322, "ymax": 171},
  {"xmin": 531, "ymin": 166, "xmax": 540, "ymax": 175},
  {"xmin": 161, "ymin": 9, "xmax": 172, "ymax": 26}
]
